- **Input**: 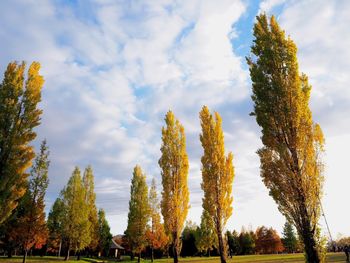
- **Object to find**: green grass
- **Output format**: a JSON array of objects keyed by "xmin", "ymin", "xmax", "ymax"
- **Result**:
[
  {"xmin": 133, "ymin": 253, "xmax": 346, "ymax": 262},
  {"xmin": 0, "ymin": 253, "xmax": 346, "ymax": 263}
]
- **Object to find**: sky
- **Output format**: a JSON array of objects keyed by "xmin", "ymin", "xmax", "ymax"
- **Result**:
[{"xmin": 0, "ymin": 0, "xmax": 349, "ymax": 239}]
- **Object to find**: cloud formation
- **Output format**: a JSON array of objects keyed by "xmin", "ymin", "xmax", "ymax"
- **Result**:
[{"xmin": 0, "ymin": 0, "xmax": 348, "ymax": 236}]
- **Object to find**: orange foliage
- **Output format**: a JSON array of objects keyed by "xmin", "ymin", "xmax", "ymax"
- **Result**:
[{"xmin": 255, "ymin": 226, "xmax": 284, "ymax": 254}]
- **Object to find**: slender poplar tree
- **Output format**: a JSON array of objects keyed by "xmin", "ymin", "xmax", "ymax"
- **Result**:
[
  {"xmin": 247, "ymin": 14, "xmax": 325, "ymax": 262},
  {"xmin": 199, "ymin": 106, "xmax": 234, "ymax": 263},
  {"xmin": 125, "ymin": 165, "xmax": 150, "ymax": 263},
  {"xmin": 0, "ymin": 62, "xmax": 44, "ymax": 223},
  {"xmin": 159, "ymin": 111, "xmax": 189, "ymax": 263}
]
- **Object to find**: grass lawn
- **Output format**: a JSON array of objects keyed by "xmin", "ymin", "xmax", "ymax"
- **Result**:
[{"xmin": 0, "ymin": 253, "xmax": 346, "ymax": 262}]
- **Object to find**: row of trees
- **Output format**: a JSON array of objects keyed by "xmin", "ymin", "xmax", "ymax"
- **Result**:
[
  {"xmin": 47, "ymin": 166, "xmax": 112, "ymax": 260},
  {"xmin": 181, "ymin": 221, "xmax": 300, "ymax": 257},
  {"xmin": 0, "ymin": 149, "xmax": 113, "ymax": 262},
  {"xmin": 0, "ymin": 12, "xmax": 327, "ymax": 263},
  {"xmin": 125, "ymin": 168, "xmax": 168, "ymax": 263},
  {"xmin": 122, "ymin": 218, "xmax": 300, "ymax": 259},
  {"xmin": 126, "ymin": 107, "xmax": 235, "ymax": 263}
]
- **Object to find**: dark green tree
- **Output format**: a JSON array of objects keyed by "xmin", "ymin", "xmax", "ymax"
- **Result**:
[
  {"xmin": 238, "ymin": 229, "xmax": 255, "ymax": 255},
  {"xmin": 47, "ymin": 198, "xmax": 65, "ymax": 256},
  {"xmin": 97, "ymin": 209, "xmax": 112, "ymax": 257},
  {"xmin": 282, "ymin": 221, "xmax": 298, "ymax": 253},
  {"xmin": 181, "ymin": 221, "xmax": 198, "ymax": 257},
  {"xmin": 226, "ymin": 230, "xmax": 240, "ymax": 257}
]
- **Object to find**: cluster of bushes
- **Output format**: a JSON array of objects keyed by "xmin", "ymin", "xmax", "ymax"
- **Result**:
[{"xmin": 116, "ymin": 221, "xmax": 302, "ymax": 260}]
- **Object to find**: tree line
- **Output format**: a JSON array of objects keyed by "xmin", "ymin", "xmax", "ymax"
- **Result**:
[
  {"xmin": 180, "ymin": 220, "xmax": 300, "ymax": 257},
  {"xmin": 124, "ymin": 106, "xmax": 234, "ymax": 263},
  {"xmin": 0, "ymin": 13, "xmax": 327, "ymax": 263}
]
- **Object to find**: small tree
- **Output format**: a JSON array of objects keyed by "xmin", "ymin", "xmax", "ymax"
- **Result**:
[
  {"xmin": 282, "ymin": 221, "xmax": 298, "ymax": 253},
  {"xmin": 47, "ymin": 198, "xmax": 65, "ymax": 256},
  {"xmin": 196, "ymin": 210, "xmax": 217, "ymax": 256},
  {"xmin": 0, "ymin": 62, "xmax": 44, "ymax": 224},
  {"xmin": 228, "ymin": 230, "xmax": 240, "ymax": 256},
  {"xmin": 181, "ymin": 221, "xmax": 198, "ymax": 257},
  {"xmin": 97, "ymin": 209, "xmax": 112, "ymax": 257},
  {"xmin": 255, "ymin": 226, "xmax": 284, "ymax": 254},
  {"xmin": 125, "ymin": 165, "xmax": 150, "ymax": 263},
  {"xmin": 238, "ymin": 228, "xmax": 255, "ymax": 255}
]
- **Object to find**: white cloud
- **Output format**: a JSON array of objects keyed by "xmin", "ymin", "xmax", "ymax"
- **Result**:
[
  {"xmin": 259, "ymin": 0, "xmax": 286, "ymax": 14},
  {"xmin": 0, "ymin": 0, "xmax": 250, "ymax": 234},
  {"xmin": 1, "ymin": 0, "xmax": 347, "ymax": 237}
]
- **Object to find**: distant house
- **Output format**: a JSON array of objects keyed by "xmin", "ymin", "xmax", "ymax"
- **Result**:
[{"xmin": 109, "ymin": 239, "xmax": 124, "ymax": 259}]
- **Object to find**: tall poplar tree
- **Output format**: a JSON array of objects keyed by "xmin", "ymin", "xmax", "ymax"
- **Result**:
[
  {"xmin": 199, "ymin": 106, "xmax": 234, "ymax": 263},
  {"xmin": 61, "ymin": 167, "xmax": 91, "ymax": 261},
  {"xmin": 159, "ymin": 111, "xmax": 189, "ymax": 263},
  {"xmin": 0, "ymin": 61, "xmax": 44, "ymax": 223},
  {"xmin": 125, "ymin": 165, "xmax": 150, "ymax": 263},
  {"xmin": 83, "ymin": 166, "xmax": 99, "ymax": 255},
  {"xmin": 17, "ymin": 140, "xmax": 50, "ymax": 263},
  {"xmin": 146, "ymin": 178, "xmax": 168, "ymax": 262},
  {"xmin": 247, "ymin": 14, "xmax": 325, "ymax": 262}
]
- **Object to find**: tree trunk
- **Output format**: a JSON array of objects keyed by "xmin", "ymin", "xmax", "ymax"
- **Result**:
[
  {"xmin": 151, "ymin": 247, "xmax": 154, "ymax": 262},
  {"xmin": 77, "ymin": 251, "xmax": 81, "ymax": 260},
  {"xmin": 22, "ymin": 249, "xmax": 27, "ymax": 263},
  {"xmin": 173, "ymin": 247, "xmax": 178, "ymax": 263},
  {"xmin": 58, "ymin": 239, "xmax": 62, "ymax": 258},
  {"xmin": 7, "ymin": 247, "xmax": 12, "ymax": 258},
  {"xmin": 217, "ymin": 225, "xmax": 227, "ymax": 263},
  {"xmin": 64, "ymin": 241, "xmax": 70, "ymax": 261},
  {"xmin": 298, "ymin": 203, "xmax": 321, "ymax": 263},
  {"xmin": 173, "ymin": 232, "xmax": 179, "ymax": 263},
  {"xmin": 302, "ymin": 229, "xmax": 320, "ymax": 263},
  {"xmin": 137, "ymin": 251, "xmax": 141, "ymax": 263}
]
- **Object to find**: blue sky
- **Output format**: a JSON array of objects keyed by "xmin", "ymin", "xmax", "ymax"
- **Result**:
[{"xmin": 1, "ymin": 0, "xmax": 349, "ymax": 239}]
